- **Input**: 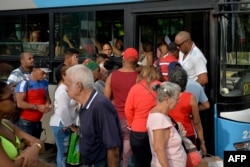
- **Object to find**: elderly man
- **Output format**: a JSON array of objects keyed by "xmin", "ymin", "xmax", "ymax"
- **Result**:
[
  {"xmin": 7, "ymin": 52, "xmax": 34, "ymax": 85},
  {"xmin": 175, "ymin": 31, "xmax": 208, "ymax": 86},
  {"xmin": 15, "ymin": 60, "xmax": 51, "ymax": 138},
  {"xmin": 64, "ymin": 64, "xmax": 122, "ymax": 167}
]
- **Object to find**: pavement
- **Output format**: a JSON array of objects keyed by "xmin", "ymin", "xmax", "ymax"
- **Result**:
[{"xmin": 39, "ymin": 143, "xmax": 57, "ymax": 167}]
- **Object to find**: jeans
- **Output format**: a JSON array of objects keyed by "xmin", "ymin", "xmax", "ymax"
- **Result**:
[
  {"xmin": 130, "ymin": 131, "xmax": 151, "ymax": 167},
  {"xmin": 80, "ymin": 160, "xmax": 107, "ymax": 167},
  {"xmin": 16, "ymin": 118, "xmax": 42, "ymax": 139},
  {"xmin": 51, "ymin": 122, "xmax": 70, "ymax": 167}
]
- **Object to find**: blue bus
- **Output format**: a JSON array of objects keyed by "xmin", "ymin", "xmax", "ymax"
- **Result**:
[{"xmin": 1, "ymin": 0, "xmax": 250, "ymax": 158}]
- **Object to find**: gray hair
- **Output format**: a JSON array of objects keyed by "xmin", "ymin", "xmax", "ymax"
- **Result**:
[
  {"xmin": 66, "ymin": 64, "xmax": 94, "ymax": 89},
  {"xmin": 152, "ymin": 81, "xmax": 181, "ymax": 102}
]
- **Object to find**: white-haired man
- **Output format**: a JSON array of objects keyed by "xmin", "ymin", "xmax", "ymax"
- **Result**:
[{"xmin": 64, "ymin": 64, "xmax": 122, "ymax": 167}]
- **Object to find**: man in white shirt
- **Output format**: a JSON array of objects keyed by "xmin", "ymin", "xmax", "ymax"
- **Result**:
[{"xmin": 175, "ymin": 31, "xmax": 208, "ymax": 86}]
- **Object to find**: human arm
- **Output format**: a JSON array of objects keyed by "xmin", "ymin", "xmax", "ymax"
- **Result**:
[
  {"xmin": 15, "ymin": 92, "xmax": 50, "ymax": 114},
  {"xmin": 199, "ymin": 101, "xmax": 210, "ymax": 111},
  {"xmin": 104, "ymin": 73, "xmax": 112, "ymax": 99},
  {"xmin": 146, "ymin": 52, "xmax": 154, "ymax": 65},
  {"xmin": 3, "ymin": 120, "xmax": 45, "ymax": 167},
  {"xmin": 107, "ymin": 147, "xmax": 120, "ymax": 167},
  {"xmin": 63, "ymin": 34, "xmax": 75, "ymax": 48},
  {"xmin": 190, "ymin": 95, "xmax": 207, "ymax": 155},
  {"xmin": 153, "ymin": 128, "xmax": 170, "ymax": 167},
  {"xmin": 196, "ymin": 73, "xmax": 208, "ymax": 86}
]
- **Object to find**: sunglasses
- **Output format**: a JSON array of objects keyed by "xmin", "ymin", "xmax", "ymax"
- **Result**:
[
  {"xmin": 175, "ymin": 39, "xmax": 189, "ymax": 47},
  {"xmin": 0, "ymin": 93, "xmax": 15, "ymax": 102}
]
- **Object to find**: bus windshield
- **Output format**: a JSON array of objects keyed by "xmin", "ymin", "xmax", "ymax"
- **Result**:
[{"xmin": 220, "ymin": 6, "xmax": 250, "ymax": 97}]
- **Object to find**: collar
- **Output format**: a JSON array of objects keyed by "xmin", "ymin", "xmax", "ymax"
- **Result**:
[
  {"xmin": 19, "ymin": 66, "xmax": 30, "ymax": 74},
  {"xmin": 81, "ymin": 89, "xmax": 98, "ymax": 110}
]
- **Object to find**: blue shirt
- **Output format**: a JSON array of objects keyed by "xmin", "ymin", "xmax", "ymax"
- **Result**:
[
  {"xmin": 79, "ymin": 90, "xmax": 122, "ymax": 165},
  {"xmin": 186, "ymin": 80, "xmax": 208, "ymax": 103}
]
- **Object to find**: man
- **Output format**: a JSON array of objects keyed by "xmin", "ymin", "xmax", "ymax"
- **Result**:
[
  {"xmin": 55, "ymin": 48, "xmax": 79, "ymax": 83},
  {"xmin": 7, "ymin": 52, "xmax": 34, "ymax": 85},
  {"xmin": 168, "ymin": 62, "xmax": 210, "ymax": 111},
  {"xmin": 64, "ymin": 65, "xmax": 122, "ymax": 167},
  {"xmin": 104, "ymin": 47, "xmax": 138, "ymax": 167},
  {"xmin": 175, "ymin": 31, "xmax": 208, "ymax": 86},
  {"xmin": 15, "ymin": 60, "xmax": 51, "ymax": 138}
]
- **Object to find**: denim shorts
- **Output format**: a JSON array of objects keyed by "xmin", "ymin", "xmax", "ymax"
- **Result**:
[{"xmin": 16, "ymin": 118, "xmax": 43, "ymax": 139}]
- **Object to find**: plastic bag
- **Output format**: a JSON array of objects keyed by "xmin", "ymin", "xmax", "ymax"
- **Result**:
[{"xmin": 66, "ymin": 132, "xmax": 81, "ymax": 166}]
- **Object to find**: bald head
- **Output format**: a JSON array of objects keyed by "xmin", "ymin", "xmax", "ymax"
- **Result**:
[
  {"xmin": 20, "ymin": 52, "xmax": 34, "ymax": 70},
  {"xmin": 175, "ymin": 31, "xmax": 191, "ymax": 42}
]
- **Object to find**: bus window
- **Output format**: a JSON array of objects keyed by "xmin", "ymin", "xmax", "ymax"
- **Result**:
[
  {"xmin": 0, "ymin": 14, "xmax": 49, "ymax": 57},
  {"xmin": 54, "ymin": 10, "xmax": 124, "ymax": 59},
  {"xmin": 220, "ymin": 11, "xmax": 250, "ymax": 97}
]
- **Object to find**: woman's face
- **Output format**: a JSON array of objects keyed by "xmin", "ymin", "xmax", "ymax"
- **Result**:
[{"xmin": 0, "ymin": 87, "xmax": 16, "ymax": 115}]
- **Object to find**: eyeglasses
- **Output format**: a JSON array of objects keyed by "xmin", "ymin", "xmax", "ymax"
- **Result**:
[
  {"xmin": 0, "ymin": 93, "xmax": 14, "ymax": 102},
  {"xmin": 175, "ymin": 39, "xmax": 189, "ymax": 47}
]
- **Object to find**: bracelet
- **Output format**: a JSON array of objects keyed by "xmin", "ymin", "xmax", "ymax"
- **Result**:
[{"xmin": 33, "ymin": 143, "xmax": 42, "ymax": 150}]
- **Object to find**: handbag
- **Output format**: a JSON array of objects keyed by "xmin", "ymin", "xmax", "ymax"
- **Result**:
[
  {"xmin": 170, "ymin": 116, "xmax": 202, "ymax": 167},
  {"xmin": 182, "ymin": 136, "xmax": 202, "ymax": 167},
  {"xmin": 66, "ymin": 132, "xmax": 81, "ymax": 166}
]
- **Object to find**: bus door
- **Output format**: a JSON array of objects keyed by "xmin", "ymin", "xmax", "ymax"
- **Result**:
[{"xmin": 135, "ymin": 11, "xmax": 214, "ymax": 153}]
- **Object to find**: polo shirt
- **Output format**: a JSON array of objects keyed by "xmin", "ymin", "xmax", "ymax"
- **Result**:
[
  {"xmin": 7, "ymin": 67, "xmax": 30, "ymax": 84},
  {"xmin": 79, "ymin": 90, "xmax": 122, "ymax": 165}
]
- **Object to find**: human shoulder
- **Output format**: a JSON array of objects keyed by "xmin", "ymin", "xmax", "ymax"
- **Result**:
[{"xmin": 148, "ymin": 112, "xmax": 172, "ymax": 129}]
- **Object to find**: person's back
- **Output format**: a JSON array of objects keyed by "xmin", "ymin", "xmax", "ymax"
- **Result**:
[{"xmin": 111, "ymin": 70, "xmax": 138, "ymax": 118}]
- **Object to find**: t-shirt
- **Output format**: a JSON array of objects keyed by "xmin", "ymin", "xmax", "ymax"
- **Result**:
[
  {"xmin": 7, "ymin": 67, "xmax": 30, "ymax": 85},
  {"xmin": 147, "ymin": 113, "xmax": 186, "ymax": 167},
  {"xmin": 186, "ymin": 80, "xmax": 208, "ymax": 103},
  {"xmin": 15, "ymin": 79, "xmax": 49, "ymax": 122},
  {"xmin": 178, "ymin": 44, "xmax": 207, "ymax": 81}
]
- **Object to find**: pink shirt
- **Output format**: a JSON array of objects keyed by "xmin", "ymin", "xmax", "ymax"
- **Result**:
[{"xmin": 147, "ymin": 113, "xmax": 187, "ymax": 167}]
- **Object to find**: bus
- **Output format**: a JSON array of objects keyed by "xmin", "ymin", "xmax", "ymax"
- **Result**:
[{"xmin": 1, "ymin": 0, "xmax": 250, "ymax": 158}]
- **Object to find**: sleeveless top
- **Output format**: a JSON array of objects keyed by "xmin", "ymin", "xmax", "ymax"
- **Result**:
[
  {"xmin": 111, "ymin": 70, "xmax": 138, "ymax": 119},
  {"xmin": 0, "ymin": 120, "xmax": 21, "ymax": 160},
  {"xmin": 168, "ymin": 92, "xmax": 194, "ymax": 137}
]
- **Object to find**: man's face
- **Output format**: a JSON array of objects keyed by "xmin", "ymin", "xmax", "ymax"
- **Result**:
[
  {"xmin": 22, "ymin": 53, "xmax": 34, "ymax": 68},
  {"xmin": 102, "ymin": 44, "xmax": 112, "ymax": 57},
  {"xmin": 35, "ymin": 69, "xmax": 47, "ymax": 80},
  {"xmin": 175, "ymin": 36, "xmax": 189, "ymax": 54},
  {"xmin": 64, "ymin": 74, "xmax": 78, "ymax": 99},
  {"xmin": 70, "ymin": 54, "xmax": 79, "ymax": 65}
]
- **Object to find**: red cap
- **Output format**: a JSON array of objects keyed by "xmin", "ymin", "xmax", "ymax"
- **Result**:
[{"xmin": 123, "ymin": 48, "xmax": 139, "ymax": 61}]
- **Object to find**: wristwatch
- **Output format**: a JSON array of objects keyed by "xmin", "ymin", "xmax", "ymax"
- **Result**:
[{"xmin": 32, "ymin": 105, "xmax": 38, "ymax": 110}]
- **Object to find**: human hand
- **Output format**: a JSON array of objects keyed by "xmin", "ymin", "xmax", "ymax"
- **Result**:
[
  {"xmin": 37, "ymin": 104, "xmax": 51, "ymax": 113},
  {"xmin": 200, "ymin": 142, "xmax": 207, "ymax": 156},
  {"xmin": 15, "ymin": 145, "xmax": 40, "ymax": 167}
]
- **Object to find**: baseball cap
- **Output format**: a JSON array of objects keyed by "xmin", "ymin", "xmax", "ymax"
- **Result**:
[
  {"xmin": 123, "ymin": 48, "xmax": 139, "ymax": 61},
  {"xmin": 83, "ymin": 58, "xmax": 99, "ymax": 71},
  {"xmin": 168, "ymin": 62, "xmax": 181, "ymax": 72},
  {"xmin": 34, "ymin": 59, "xmax": 51, "ymax": 73}
]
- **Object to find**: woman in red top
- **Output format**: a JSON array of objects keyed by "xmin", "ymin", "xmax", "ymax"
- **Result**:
[
  {"xmin": 125, "ymin": 65, "xmax": 161, "ymax": 167},
  {"xmin": 168, "ymin": 65, "xmax": 207, "ymax": 156}
]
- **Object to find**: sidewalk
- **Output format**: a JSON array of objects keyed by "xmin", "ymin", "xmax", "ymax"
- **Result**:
[{"xmin": 39, "ymin": 144, "xmax": 57, "ymax": 167}]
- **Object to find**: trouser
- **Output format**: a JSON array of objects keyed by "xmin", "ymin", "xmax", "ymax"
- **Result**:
[
  {"xmin": 16, "ymin": 118, "xmax": 43, "ymax": 139},
  {"xmin": 130, "ymin": 131, "xmax": 151, "ymax": 167},
  {"xmin": 80, "ymin": 160, "xmax": 107, "ymax": 167},
  {"xmin": 51, "ymin": 122, "xmax": 70, "ymax": 167}
]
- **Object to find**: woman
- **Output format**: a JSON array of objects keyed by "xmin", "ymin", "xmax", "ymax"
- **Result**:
[
  {"xmin": 147, "ymin": 82, "xmax": 186, "ymax": 167},
  {"xmin": 125, "ymin": 65, "xmax": 161, "ymax": 167},
  {"xmin": 139, "ymin": 41, "xmax": 154, "ymax": 66},
  {"xmin": 0, "ymin": 80, "xmax": 46, "ymax": 167},
  {"xmin": 168, "ymin": 65, "xmax": 207, "ymax": 155},
  {"xmin": 50, "ymin": 65, "xmax": 79, "ymax": 167}
]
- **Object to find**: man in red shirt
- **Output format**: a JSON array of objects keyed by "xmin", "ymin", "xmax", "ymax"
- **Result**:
[{"xmin": 104, "ymin": 47, "xmax": 138, "ymax": 167}]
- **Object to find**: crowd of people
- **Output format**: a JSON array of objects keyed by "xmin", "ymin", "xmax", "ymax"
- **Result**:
[{"xmin": 0, "ymin": 30, "xmax": 210, "ymax": 167}]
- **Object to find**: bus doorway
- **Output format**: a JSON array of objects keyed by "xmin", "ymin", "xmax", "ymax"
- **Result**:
[{"xmin": 135, "ymin": 11, "xmax": 214, "ymax": 153}]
